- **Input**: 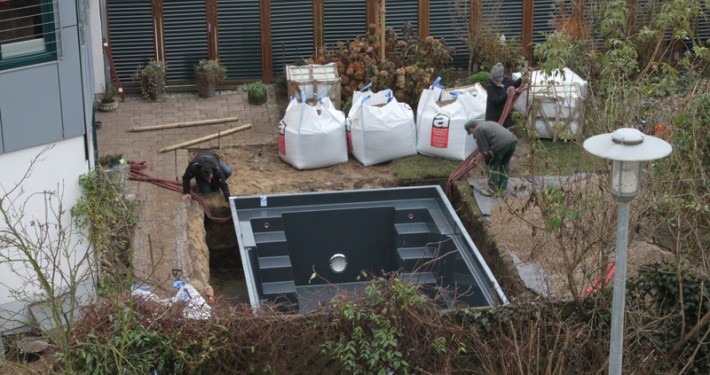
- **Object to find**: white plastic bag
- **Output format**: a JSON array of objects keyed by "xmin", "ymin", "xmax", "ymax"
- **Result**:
[
  {"xmin": 131, "ymin": 282, "xmax": 212, "ymax": 320},
  {"xmin": 347, "ymin": 85, "xmax": 417, "ymax": 166},
  {"xmin": 416, "ymin": 78, "xmax": 485, "ymax": 160},
  {"xmin": 278, "ymin": 93, "xmax": 348, "ymax": 170},
  {"xmin": 172, "ymin": 281, "xmax": 212, "ymax": 320}
]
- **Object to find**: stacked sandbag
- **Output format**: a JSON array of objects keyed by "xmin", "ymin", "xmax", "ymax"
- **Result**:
[
  {"xmin": 416, "ymin": 78, "xmax": 487, "ymax": 160},
  {"xmin": 278, "ymin": 93, "xmax": 348, "ymax": 170},
  {"xmin": 347, "ymin": 85, "xmax": 417, "ymax": 166}
]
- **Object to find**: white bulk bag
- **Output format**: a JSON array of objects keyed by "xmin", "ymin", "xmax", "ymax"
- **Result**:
[
  {"xmin": 347, "ymin": 86, "xmax": 417, "ymax": 166},
  {"xmin": 512, "ymin": 68, "xmax": 586, "ymax": 140},
  {"xmin": 278, "ymin": 93, "xmax": 348, "ymax": 170},
  {"xmin": 440, "ymin": 82, "xmax": 488, "ymax": 102},
  {"xmin": 416, "ymin": 78, "xmax": 485, "ymax": 160},
  {"xmin": 512, "ymin": 67, "xmax": 587, "ymax": 115}
]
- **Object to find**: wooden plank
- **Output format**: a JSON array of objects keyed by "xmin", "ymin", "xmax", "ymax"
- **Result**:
[
  {"xmin": 313, "ymin": 0, "xmax": 324, "ymax": 56},
  {"xmin": 152, "ymin": 0, "xmax": 165, "ymax": 62},
  {"xmin": 366, "ymin": 0, "xmax": 378, "ymax": 36},
  {"xmin": 159, "ymin": 124, "xmax": 252, "ymax": 153},
  {"xmin": 207, "ymin": 0, "xmax": 219, "ymax": 59},
  {"xmin": 418, "ymin": 0, "xmax": 430, "ymax": 39},
  {"xmin": 522, "ymin": 0, "xmax": 534, "ymax": 61},
  {"xmin": 260, "ymin": 0, "xmax": 273, "ymax": 82},
  {"xmin": 129, "ymin": 117, "xmax": 240, "ymax": 132}
]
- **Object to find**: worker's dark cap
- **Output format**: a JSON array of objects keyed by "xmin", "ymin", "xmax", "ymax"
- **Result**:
[{"xmin": 464, "ymin": 120, "xmax": 476, "ymax": 131}]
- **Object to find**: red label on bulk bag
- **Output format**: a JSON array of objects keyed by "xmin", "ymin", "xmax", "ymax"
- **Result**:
[
  {"xmin": 278, "ymin": 120, "xmax": 287, "ymax": 155},
  {"xmin": 345, "ymin": 118, "xmax": 353, "ymax": 152},
  {"xmin": 431, "ymin": 114, "xmax": 450, "ymax": 148}
]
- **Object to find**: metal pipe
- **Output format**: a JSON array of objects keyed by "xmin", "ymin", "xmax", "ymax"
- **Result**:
[{"xmin": 608, "ymin": 200, "xmax": 630, "ymax": 375}]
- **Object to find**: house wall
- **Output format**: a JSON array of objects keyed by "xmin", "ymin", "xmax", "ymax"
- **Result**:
[
  {"xmin": 0, "ymin": 0, "xmax": 97, "ymax": 334},
  {"xmin": 0, "ymin": 0, "xmax": 96, "ymax": 154},
  {"xmin": 91, "ymin": 0, "xmax": 107, "ymax": 95},
  {"xmin": 0, "ymin": 138, "xmax": 93, "ymax": 307}
]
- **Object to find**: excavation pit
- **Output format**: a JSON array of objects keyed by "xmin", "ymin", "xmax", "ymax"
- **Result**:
[{"xmin": 230, "ymin": 186, "xmax": 507, "ymax": 313}]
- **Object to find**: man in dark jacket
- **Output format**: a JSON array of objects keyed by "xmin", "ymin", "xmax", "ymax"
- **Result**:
[
  {"xmin": 465, "ymin": 119, "xmax": 517, "ymax": 196},
  {"xmin": 485, "ymin": 63, "xmax": 526, "ymax": 128},
  {"xmin": 182, "ymin": 151, "xmax": 233, "ymax": 201}
]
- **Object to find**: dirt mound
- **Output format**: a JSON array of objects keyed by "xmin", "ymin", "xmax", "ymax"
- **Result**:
[{"xmin": 223, "ymin": 144, "xmax": 398, "ymax": 197}]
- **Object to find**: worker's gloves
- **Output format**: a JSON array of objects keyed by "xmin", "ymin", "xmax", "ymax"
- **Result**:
[{"xmin": 484, "ymin": 151, "xmax": 494, "ymax": 165}]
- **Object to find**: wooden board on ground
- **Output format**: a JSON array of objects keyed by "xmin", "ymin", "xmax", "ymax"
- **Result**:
[
  {"xmin": 159, "ymin": 124, "xmax": 252, "ymax": 153},
  {"xmin": 129, "ymin": 117, "xmax": 240, "ymax": 132}
]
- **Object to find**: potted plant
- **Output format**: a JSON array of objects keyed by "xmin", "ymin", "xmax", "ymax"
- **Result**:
[
  {"xmin": 247, "ymin": 82, "xmax": 268, "ymax": 105},
  {"xmin": 132, "ymin": 60, "xmax": 166, "ymax": 101},
  {"xmin": 98, "ymin": 154, "xmax": 129, "ymax": 192},
  {"xmin": 97, "ymin": 83, "xmax": 119, "ymax": 112},
  {"xmin": 195, "ymin": 59, "xmax": 227, "ymax": 98}
]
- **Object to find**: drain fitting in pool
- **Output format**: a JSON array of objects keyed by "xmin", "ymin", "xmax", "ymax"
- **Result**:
[{"xmin": 329, "ymin": 253, "xmax": 348, "ymax": 274}]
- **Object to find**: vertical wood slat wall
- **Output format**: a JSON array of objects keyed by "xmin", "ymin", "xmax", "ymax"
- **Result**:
[
  {"xmin": 108, "ymin": 0, "xmax": 566, "ymax": 84},
  {"xmin": 276, "ymin": 0, "xmax": 536, "ymax": 82}
]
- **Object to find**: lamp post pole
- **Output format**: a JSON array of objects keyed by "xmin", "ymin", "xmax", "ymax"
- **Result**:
[
  {"xmin": 608, "ymin": 199, "xmax": 630, "ymax": 375},
  {"xmin": 583, "ymin": 128, "xmax": 672, "ymax": 375}
]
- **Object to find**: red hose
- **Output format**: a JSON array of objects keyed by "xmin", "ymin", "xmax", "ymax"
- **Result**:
[
  {"xmin": 127, "ymin": 161, "xmax": 232, "ymax": 223},
  {"xmin": 445, "ymin": 150, "xmax": 483, "ymax": 198},
  {"xmin": 498, "ymin": 83, "xmax": 527, "ymax": 126},
  {"xmin": 445, "ymin": 83, "xmax": 528, "ymax": 199}
]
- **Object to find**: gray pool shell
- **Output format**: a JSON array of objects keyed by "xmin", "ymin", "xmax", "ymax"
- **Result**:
[{"xmin": 230, "ymin": 185, "xmax": 507, "ymax": 312}]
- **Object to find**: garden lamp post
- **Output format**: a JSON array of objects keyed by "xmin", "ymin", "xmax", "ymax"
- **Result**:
[{"xmin": 583, "ymin": 128, "xmax": 672, "ymax": 375}]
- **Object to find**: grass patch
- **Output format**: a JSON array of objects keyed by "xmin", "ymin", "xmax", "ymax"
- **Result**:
[
  {"xmin": 527, "ymin": 139, "xmax": 600, "ymax": 176},
  {"xmin": 389, "ymin": 139, "xmax": 600, "ymax": 186},
  {"xmin": 391, "ymin": 154, "xmax": 462, "ymax": 181}
]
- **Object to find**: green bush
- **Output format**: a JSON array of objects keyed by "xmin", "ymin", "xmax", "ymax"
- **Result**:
[
  {"xmin": 247, "ymin": 82, "xmax": 268, "ymax": 105},
  {"xmin": 629, "ymin": 263, "xmax": 710, "ymax": 374},
  {"xmin": 466, "ymin": 71, "xmax": 490, "ymax": 86}
]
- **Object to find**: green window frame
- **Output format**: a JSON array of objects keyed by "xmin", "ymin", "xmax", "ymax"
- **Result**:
[{"xmin": 0, "ymin": 0, "xmax": 58, "ymax": 71}]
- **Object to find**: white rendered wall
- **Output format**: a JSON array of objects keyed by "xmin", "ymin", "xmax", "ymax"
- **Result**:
[
  {"xmin": 0, "ymin": 137, "xmax": 93, "ymax": 306},
  {"xmin": 90, "ymin": 0, "xmax": 106, "ymax": 95}
]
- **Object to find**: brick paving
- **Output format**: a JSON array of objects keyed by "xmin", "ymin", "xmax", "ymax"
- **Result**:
[{"xmin": 95, "ymin": 89, "xmax": 283, "ymax": 294}]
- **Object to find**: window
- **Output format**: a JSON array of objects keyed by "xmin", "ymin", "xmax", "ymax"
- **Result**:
[{"xmin": 0, "ymin": 0, "xmax": 57, "ymax": 70}]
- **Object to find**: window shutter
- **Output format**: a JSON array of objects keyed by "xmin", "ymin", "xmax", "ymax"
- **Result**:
[
  {"xmin": 270, "ymin": 0, "xmax": 314, "ymax": 79},
  {"xmin": 218, "ymin": 0, "xmax": 263, "ymax": 80},
  {"xmin": 323, "ymin": 0, "xmax": 367, "ymax": 46},
  {"xmin": 162, "ymin": 0, "xmax": 209, "ymax": 82},
  {"xmin": 429, "ymin": 1, "xmax": 469, "ymax": 69},
  {"xmin": 107, "ymin": 0, "xmax": 156, "ymax": 84}
]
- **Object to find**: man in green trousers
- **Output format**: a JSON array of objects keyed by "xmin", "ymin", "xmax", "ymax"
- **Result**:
[{"xmin": 464, "ymin": 120, "xmax": 517, "ymax": 196}]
